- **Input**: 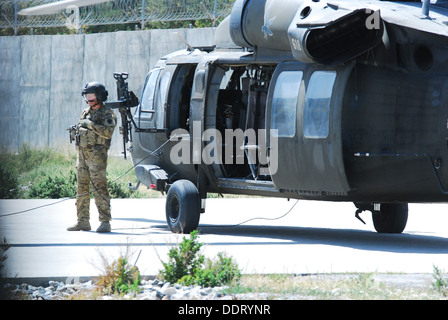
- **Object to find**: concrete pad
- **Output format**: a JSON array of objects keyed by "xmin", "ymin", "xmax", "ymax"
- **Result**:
[{"xmin": 1, "ymin": 198, "xmax": 448, "ymax": 283}]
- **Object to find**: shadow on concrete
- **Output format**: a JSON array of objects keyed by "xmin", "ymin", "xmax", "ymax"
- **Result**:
[{"xmin": 196, "ymin": 224, "xmax": 448, "ymax": 254}]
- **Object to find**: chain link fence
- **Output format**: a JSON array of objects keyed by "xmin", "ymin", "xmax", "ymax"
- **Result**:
[{"xmin": 0, "ymin": 0, "xmax": 235, "ymax": 34}]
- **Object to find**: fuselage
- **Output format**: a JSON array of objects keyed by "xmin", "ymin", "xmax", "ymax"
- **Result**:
[{"xmin": 130, "ymin": 0, "xmax": 448, "ymax": 204}]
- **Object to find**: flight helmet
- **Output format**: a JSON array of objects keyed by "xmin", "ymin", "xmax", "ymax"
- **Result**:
[{"xmin": 82, "ymin": 82, "xmax": 108, "ymax": 102}]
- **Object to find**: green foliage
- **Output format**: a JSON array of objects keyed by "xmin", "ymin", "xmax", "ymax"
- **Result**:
[
  {"xmin": 160, "ymin": 230, "xmax": 205, "ymax": 284},
  {"xmin": 432, "ymin": 265, "xmax": 448, "ymax": 297},
  {"xmin": 194, "ymin": 253, "xmax": 241, "ymax": 287},
  {"xmin": 0, "ymin": 145, "xmax": 76, "ymax": 199},
  {"xmin": 27, "ymin": 170, "xmax": 77, "ymax": 199},
  {"xmin": 0, "ymin": 237, "xmax": 13, "ymax": 300},
  {"xmin": 12, "ymin": 144, "xmax": 69, "ymax": 173},
  {"xmin": 107, "ymin": 174, "xmax": 133, "ymax": 199},
  {"xmin": 26, "ymin": 170, "xmax": 133, "ymax": 199},
  {"xmin": 0, "ymin": 162, "xmax": 19, "ymax": 199},
  {"xmin": 96, "ymin": 257, "xmax": 141, "ymax": 296},
  {"xmin": 0, "ymin": 146, "xmax": 138, "ymax": 199},
  {"xmin": 0, "ymin": 237, "xmax": 11, "ymax": 274},
  {"xmin": 159, "ymin": 230, "xmax": 241, "ymax": 287}
]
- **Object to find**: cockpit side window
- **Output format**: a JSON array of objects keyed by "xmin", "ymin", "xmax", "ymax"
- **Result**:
[
  {"xmin": 140, "ymin": 68, "xmax": 161, "ymax": 116},
  {"xmin": 271, "ymin": 71, "xmax": 303, "ymax": 137},
  {"xmin": 303, "ymin": 71, "xmax": 337, "ymax": 139}
]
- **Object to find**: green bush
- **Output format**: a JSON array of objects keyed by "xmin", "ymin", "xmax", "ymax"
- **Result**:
[
  {"xmin": 0, "ymin": 163, "xmax": 19, "ymax": 199},
  {"xmin": 195, "ymin": 253, "xmax": 241, "ymax": 287},
  {"xmin": 0, "ymin": 237, "xmax": 11, "ymax": 273},
  {"xmin": 159, "ymin": 230, "xmax": 241, "ymax": 287},
  {"xmin": 432, "ymin": 265, "xmax": 448, "ymax": 297},
  {"xmin": 0, "ymin": 146, "xmax": 157, "ymax": 199},
  {"xmin": 96, "ymin": 256, "xmax": 141, "ymax": 296},
  {"xmin": 0, "ymin": 237, "xmax": 13, "ymax": 299},
  {"xmin": 26, "ymin": 169, "xmax": 133, "ymax": 199},
  {"xmin": 0, "ymin": 145, "xmax": 76, "ymax": 199},
  {"xmin": 107, "ymin": 175, "xmax": 133, "ymax": 198},
  {"xmin": 160, "ymin": 230, "xmax": 205, "ymax": 284},
  {"xmin": 27, "ymin": 170, "xmax": 77, "ymax": 199}
]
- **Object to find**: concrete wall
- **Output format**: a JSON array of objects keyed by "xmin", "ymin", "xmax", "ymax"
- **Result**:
[{"xmin": 0, "ymin": 28, "xmax": 215, "ymax": 155}]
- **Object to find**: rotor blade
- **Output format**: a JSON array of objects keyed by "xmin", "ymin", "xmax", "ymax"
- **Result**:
[{"xmin": 18, "ymin": 0, "xmax": 113, "ymax": 16}]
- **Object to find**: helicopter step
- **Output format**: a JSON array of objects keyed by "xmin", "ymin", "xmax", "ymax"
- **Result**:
[
  {"xmin": 217, "ymin": 178, "xmax": 279, "ymax": 196},
  {"xmin": 134, "ymin": 164, "xmax": 169, "ymax": 191}
]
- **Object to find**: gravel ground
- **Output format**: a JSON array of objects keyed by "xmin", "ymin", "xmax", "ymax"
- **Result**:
[{"xmin": 1, "ymin": 273, "xmax": 442, "ymax": 300}]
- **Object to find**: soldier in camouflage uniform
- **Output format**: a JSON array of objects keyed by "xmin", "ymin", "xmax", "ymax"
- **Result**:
[{"xmin": 67, "ymin": 82, "xmax": 117, "ymax": 233}]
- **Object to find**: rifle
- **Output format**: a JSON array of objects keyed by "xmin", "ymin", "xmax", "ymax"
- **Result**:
[
  {"xmin": 105, "ymin": 72, "xmax": 139, "ymax": 159},
  {"xmin": 67, "ymin": 124, "xmax": 79, "ymax": 145}
]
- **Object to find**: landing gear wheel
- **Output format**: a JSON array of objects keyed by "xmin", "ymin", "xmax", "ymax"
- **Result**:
[
  {"xmin": 372, "ymin": 203, "xmax": 408, "ymax": 234},
  {"xmin": 166, "ymin": 180, "xmax": 200, "ymax": 234}
]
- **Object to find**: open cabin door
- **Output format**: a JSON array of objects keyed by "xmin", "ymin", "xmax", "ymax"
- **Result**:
[{"xmin": 266, "ymin": 62, "xmax": 352, "ymax": 197}]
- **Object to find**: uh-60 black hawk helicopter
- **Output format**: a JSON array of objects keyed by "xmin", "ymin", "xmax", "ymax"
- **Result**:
[{"xmin": 106, "ymin": 0, "xmax": 448, "ymax": 235}]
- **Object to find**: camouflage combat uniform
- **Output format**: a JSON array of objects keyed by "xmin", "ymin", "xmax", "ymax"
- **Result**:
[{"xmin": 74, "ymin": 104, "xmax": 117, "ymax": 228}]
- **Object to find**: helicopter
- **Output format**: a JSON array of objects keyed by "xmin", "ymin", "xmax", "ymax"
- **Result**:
[{"xmin": 106, "ymin": 0, "xmax": 448, "ymax": 235}]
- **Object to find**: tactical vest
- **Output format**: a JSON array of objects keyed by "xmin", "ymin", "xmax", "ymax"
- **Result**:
[{"xmin": 78, "ymin": 106, "xmax": 115, "ymax": 149}]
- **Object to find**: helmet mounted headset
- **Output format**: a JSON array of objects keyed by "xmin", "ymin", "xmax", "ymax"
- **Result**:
[{"xmin": 82, "ymin": 82, "xmax": 108, "ymax": 105}]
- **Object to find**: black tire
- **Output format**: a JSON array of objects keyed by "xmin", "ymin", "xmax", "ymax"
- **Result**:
[
  {"xmin": 372, "ymin": 203, "xmax": 408, "ymax": 234},
  {"xmin": 165, "ymin": 180, "xmax": 200, "ymax": 234}
]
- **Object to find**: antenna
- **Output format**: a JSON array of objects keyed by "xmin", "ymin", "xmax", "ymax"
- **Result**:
[{"xmin": 174, "ymin": 32, "xmax": 194, "ymax": 52}]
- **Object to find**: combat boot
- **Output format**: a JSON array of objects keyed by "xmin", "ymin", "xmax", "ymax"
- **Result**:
[
  {"xmin": 67, "ymin": 219, "xmax": 91, "ymax": 231},
  {"xmin": 96, "ymin": 221, "xmax": 111, "ymax": 233}
]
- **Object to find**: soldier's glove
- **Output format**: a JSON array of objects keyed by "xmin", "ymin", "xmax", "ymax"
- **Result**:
[{"xmin": 79, "ymin": 119, "xmax": 93, "ymax": 129}]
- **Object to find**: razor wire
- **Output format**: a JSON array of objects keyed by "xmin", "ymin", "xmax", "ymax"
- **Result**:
[{"xmin": 0, "ymin": 0, "xmax": 235, "ymax": 32}]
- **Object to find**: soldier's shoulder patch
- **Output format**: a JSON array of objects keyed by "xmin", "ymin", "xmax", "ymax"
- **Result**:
[{"xmin": 104, "ymin": 117, "xmax": 116, "ymax": 127}]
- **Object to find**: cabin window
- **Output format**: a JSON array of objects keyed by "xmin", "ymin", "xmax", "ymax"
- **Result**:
[
  {"xmin": 303, "ymin": 70, "xmax": 336, "ymax": 139},
  {"xmin": 140, "ymin": 68, "xmax": 161, "ymax": 116},
  {"xmin": 155, "ymin": 70, "xmax": 171, "ymax": 129},
  {"xmin": 271, "ymin": 71, "xmax": 303, "ymax": 137}
]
